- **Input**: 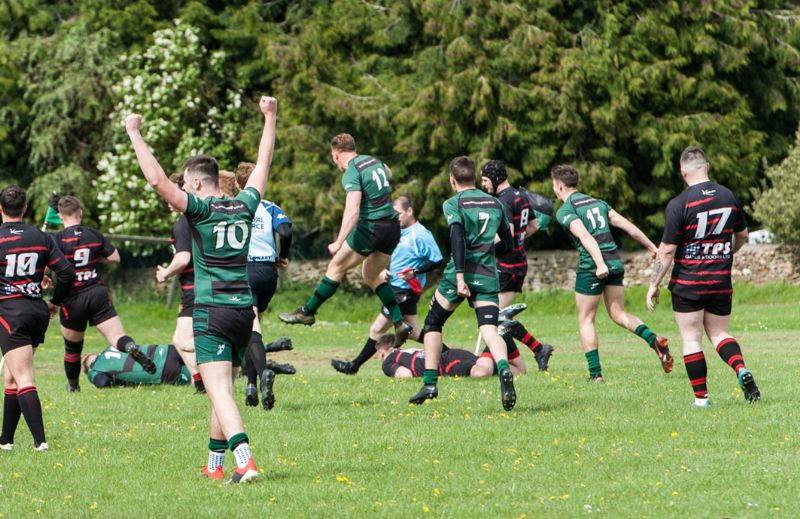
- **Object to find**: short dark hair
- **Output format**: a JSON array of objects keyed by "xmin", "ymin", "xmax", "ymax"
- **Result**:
[
  {"xmin": 376, "ymin": 333, "xmax": 396, "ymax": 350},
  {"xmin": 449, "ymin": 156, "xmax": 476, "ymax": 185},
  {"xmin": 680, "ymin": 146, "xmax": 708, "ymax": 168},
  {"xmin": 394, "ymin": 195, "xmax": 413, "ymax": 212},
  {"xmin": 169, "ymin": 172, "xmax": 185, "ymax": 189},
  {"xmin": 235, "ymin": 162, "xmax": 256, "ymax": 190},
  {"xmin": 330, "ymin": 133, "xmax": 356, "ymax": 152},
  {"xmin": 183, "ymin": 155, "xmax": 219, "ymax": 185},
  {"xmin": 57, "ymin": 195, "xmax": 82, "ymax": 217},
  {"xmin": 0, "ymin": 186, "xmax": 26, "ymax": 217},
  {"xmin": 550, "ymin": 164, "xmax": 580, "ymax": 188}
]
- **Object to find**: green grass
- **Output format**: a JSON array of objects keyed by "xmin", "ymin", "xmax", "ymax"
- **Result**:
[{"xmin": 1, "ymin": 283, "xmax": 799, "ymax": 518}]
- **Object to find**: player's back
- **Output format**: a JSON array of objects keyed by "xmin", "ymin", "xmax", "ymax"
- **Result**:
[
  {"xmin": 342, "ymin": 155, "xmax": 395, "ymax": 221},
  {"xmin": 248, "ymin": 200, "xmax": 290, "ymax": 262},
  {"xmin": 496, "ymin": 186, "xmax": 532, "ymax": 266},
  {"xmin": 55, "ymin": 225, "xmax": 114, "ymax": 292},
  {"xmin": 0, "ymin": 222, "xmax": 63, "ymax": 300},
  {"xmin": 557, "ymin": 192, "xmax": 621, "ymax": 271},
  {"xmin": 88, "ymin": 345, "xmax": 167, "ymax": 385}
]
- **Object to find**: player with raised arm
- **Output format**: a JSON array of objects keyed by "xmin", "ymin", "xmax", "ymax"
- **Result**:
[
  {"xmin": 331, "ymin": 195, "xmax": 443, "ymax": 375},
  {"xmin": 480, "ymin": 160, "xmax": 555, "ymax": 371},
  {"xmin": 552, "ymin": 165, "xmax": 672, "ymax": 382},
  {"xmin": 647, "ymin": 146, "xmax": 759, "ymax": 407},
  {"xmin": 0, "ymin": 186, "xmax": 74, "ymax": 452},
  {"xmin": 82, "ymin": 344, "xmax": 192, "ymax": 388},
  {"xmin": 279, "ymin": 135, "xmax": 413, "ymax": 345},
  {"xmin": 409, "ymin": 157, "xmax": 517, "ymax": 411},
  {"xmin": 125, "ymin": 95, "xmax": 277, "ymax": 483},
  {"xmin": 55, "ymin": 195, "xmax": 155, "ymax": 392}
]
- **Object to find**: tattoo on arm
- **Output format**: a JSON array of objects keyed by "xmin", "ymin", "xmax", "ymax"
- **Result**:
[{"xmin": 651, "ymin": 260, "xmax": 663, "ymax": 285}]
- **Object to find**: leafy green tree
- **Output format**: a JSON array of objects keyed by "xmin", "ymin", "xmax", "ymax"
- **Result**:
[{"xmin": 752, "ymin": 126, "xmax": 800, "ymax": 243}]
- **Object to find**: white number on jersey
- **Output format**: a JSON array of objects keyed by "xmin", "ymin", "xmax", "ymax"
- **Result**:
[
  {"xmin": 371, "ymin": 168, "xmax": 390, "ymax": 190},
  {"xmin": 477, "ymin": 212, "xmax": 490, "ymax": 236},
  {"xmin": 585, "ymin": 207, "xmax": 606, "ymax": 230},
  {"xmin": 694, "ymin": 208, "xmax": 732, "ymax": 239},
  {"xmin": 74, "ymin": 247, "xmax": 90, "ymax": 267},
  {"xmin": 5, "ymin": 252, "xmax": 38, "ymax": 277},
  {"xmin": 212, "ymin": 221, "xmax": 250, "ymax": 250}
]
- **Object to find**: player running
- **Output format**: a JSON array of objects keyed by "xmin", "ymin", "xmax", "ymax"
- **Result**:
[
  {"xmin": 279, "ymin": 134, "xmax": 413, "ymax": 345},
  {"xmin": 409, "ymin": 156, "xmax": 517, "ymax": 411},
  {"xmin": 125, "ymin": 95, "xmax": 277, "ymax": 483},
  {"xmin": 480, "ymin": 160, "xmax": 555, "ymax": 371},
  {"xmin": 647, "ymin": 146, "xmax": 760, "ymax": 407},
  {"xmin": 0, "ymin": 186, "xmax": 74, "ymax": 452},
  {"xmin": 55, "ymin": 195, "xmax": 156, "ymax": 392},
  {"xmin": 551, "ymin": 165, "xmax": 672, "ymax": 382},
  {"xmin": 331, "ymin": 195, "xmax": 443, "ymax": 375},
  {"xmin": 82, "ymin": 344, "xmax": 191, "ymax": 388}
]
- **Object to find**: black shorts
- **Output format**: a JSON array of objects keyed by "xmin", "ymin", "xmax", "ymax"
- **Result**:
[
  {"xmin": 441, "ymin": 349, "xmax": 477, "ymax": 377},
  {"xmin": 0, "ymin": 298, "xmax": 50, "ymax": 353},
  {"xmin": 161, "ymin": 345, "xmax": 185, "ymax": 383},
  {"xmin": 672, "ymin": 294, "xmax": 732, "ymax": 316},
  {"xmin": 247, "ymin": 262, "xmax": 278, "ymax": 314},
  {"xmin": 178, "ymin": 289, "xmax": 194, "ymax": 318},
  {"xmin": 60, "ymin": 285, "xmax": 118, "ymax": 331},
  {"xmin": 380, "ymin": 287, "xmax": 420, "ymax": 318},
  {"xmin": 498, "ymin": 270, "xmax": 526, "ymax": 293},
  {"xmin": 347, "ymin": 218, "xmax": 401, "ymax": 256}
]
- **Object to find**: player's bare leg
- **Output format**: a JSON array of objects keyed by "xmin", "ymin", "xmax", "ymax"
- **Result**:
[
  {"xmin": 1, "ymin": 345, "xmax": 46, "ymax": 450},
  {"xmin": 363, "ymin": 251, "xmax": 414, "ymax": 345},
  {"xmin": 674, "ymin": 310, "xmax": 710, "ymax": 407},
  {"xmin": 576, "ymin": 293, "xmax": 604, "ymax": 381},
  {"xmin": 703, "ymin": 312, "xmax": 760, "ymax": 402},
  {"xmin": 172, "ymin": 316, "xmax": 202, "ymax": 392},
  {"xmin": 604, "ymin": 285, "xmax": 672, "ymax": 372},
  {"xmin": 95, "ymin": 317, "xmax": 156, "ymax": 374}
]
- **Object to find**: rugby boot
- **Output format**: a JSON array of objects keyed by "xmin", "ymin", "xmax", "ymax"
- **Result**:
[
  {"xmin": 265, "ymin": 359, "xmax": 296, "ymax": 375},
  {"xmin": 0, "ymin": 443, "xmax": 13, "ymax": 451},
  {"xmin": 535, "ymin": 344, "xmax": 555, "ymax": 372},
  {"xmin": 66, "ymin": 382, "xmax": 80, "ymax": 393},
  {"xmin": 126, "ymin": 344, "xmax": 157, "ymax": 375},
  {"xmin": 409, "ymin": 385, "xmax": 438, "ymax": 405},
  {"xmin": 201, "ymin": 465, "xmax": 224, "ymax": 481},
  {"xmin": 738, "ymin": 369, "xmax": 761, "ymax": 402},
  {"xmin": 261, "ymin": 369, "xmax": 276, "ymax": 411},
  {"xmin": 34, "ymin": 442, "xmax": 48, "ymax": 452},
  {"xmin": 499, "ymin": 303, "xmax": 527, "ymax": 322},
  {"xmin": 228, "ymin": 458, "xmax": 259, "ymax": 484},
  {"xmin": 498, "ymin": 319, "xmax": 524, "ymax": 339},
  {"xmin": 265, "ymin": 337, "xmax": 293, "ymax": 353},
  {"xmin": 394, "ymin": 320, "xmax": 413, "ymax": 347},
  {"xmin": 651, "ymin": 336, "xmax": 673, "ymax": 373},
  {"xmin": 499, "ymin": 369, "xmax": 516, "ymax": 411},
  {"xmin": 244, "ymin": 384, "xmax": 258, "ymax": 407},
  {"xmin": 691, "ymin": 398, "xmax": 712, "ymax": 409},
  {"xmin": 331, "ymin": 359, "xmax": 358, "ymax": 375},
  {"xmin": 587, "ymin": 374, "xmax": 606, "ymax": 383},
  {"xmin": 279, "ymin": 307, "xmax": 315, "ymax": 326}
]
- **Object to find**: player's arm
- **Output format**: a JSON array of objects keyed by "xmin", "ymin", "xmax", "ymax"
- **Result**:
[
  {"xmin": 88, "ymin": 370, "xmax": 114, "ymax": 388},
  {"xmin": 450, "ymin": 222, "xmax": 469, "ymax": 297},
  {"xmin": 156, "ymin": 251, "xmax": 191, "ymax": 283},
  {"xmin": 525, "ymin": 217, "xmax": 539, "ymax": 236},
  {"xmin": 494, "ymin": 218, "xmax": 514, "ymax": 256},
  {"xmin": 392, "ymin": 366, "xmax": 414, "ymax": 378},
  {"xmin": 276, "ymin": 223, "xmax": 292, "ymax": 262},
  {"xmin": 125, "ymin": 114, "xmax": 188, "ymax": 212},
  {"xmin": 245, "ymin": 96, "xmax": 278, "ymax": 198},
  {"xmin": 100, "ymin": 249, "xmax": 121, "ymax": 264},
  {"xmin": 331, "ymin": 191, "xmax": 362, "ymax": 253},
  {"xmin": 608, "ymin": 209, "xmax": 657, "ymax": 257},
  {"xmin": 733, "ymin": 229, "xmax": 748, "ymax": 254},
  {"xmin": 568, "ymin": 219, "xmax": 609, "ymax": 279},
  {"xmin": 46, "ymin": 236, "xmax": 75, "ymax": 313},
  {"xmin": 647, "ymin": 242, "xmax": 677, "ymax": 311}
]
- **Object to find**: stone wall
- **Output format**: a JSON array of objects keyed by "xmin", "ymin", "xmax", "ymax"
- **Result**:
[{"xmin": 284, "ymin": 244, "xmax": 800, "ymax": 290}]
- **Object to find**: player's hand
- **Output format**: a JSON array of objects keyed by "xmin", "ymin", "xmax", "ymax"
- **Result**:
[
  {"xmin": 397, "ymin": 267, "xmax": 415, "ymax": 281},
  {"xmin": 328, "ymin": 241, "xmax": 342, "ymax": 256},
  {"xmin": 41, "ymin": 275, "xmax": 53, "ymax": 290},
  {"xmin": 646, "ymin": 285, "xmax": 660, "ymax": 312},
  {"xmin": 649, "ymin": 246, "xmax": 658, "ymax": 260},
  {"xmin": 276, "ymin": 257, "xmax": 289, "ymax": 269},
  {"xmin": 457, "ymin": 278, "xmax": 471, "ymax": 298},
  {"xmin": 379, "ymin": 268, "xmax": 392, "ymax": 282},
  {"xmin": 155, "ymin": 265, "xmax": 168, "ymax": 283},
  {"xmin": 595, "ymin": 264, "xmax": 609, "ymax": 279},
  {"xmin": 259, "ymin": 96, "xmax": 277, "ymax": 115},
  {"xmin": 124, "ymin": 114, "xmax": 142, "ymax": 134},
  {"xmin": 47, "ymin": 302, "xmax": 59, "ymax": 319}
]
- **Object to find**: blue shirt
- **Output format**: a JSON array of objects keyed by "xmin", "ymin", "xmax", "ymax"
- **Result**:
[
  {"xmin": 247, "ymin": 200, "xmax": 291, "ymax": 263},
  {"xmin": 389, "ymin": 221, "xmax": 443, "ymax": 290}
]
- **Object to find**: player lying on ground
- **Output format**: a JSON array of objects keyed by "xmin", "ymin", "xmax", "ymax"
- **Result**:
[
  {"xmin": 647, "ymin": 146, "xmax": 760, "ymax": 407},
  {"xmin": 551, "ymin": 164, "xmax": 673, "ymax": 382},
  {"xmin": 82, "ymin": 344, "xmax": 191, "ymax": 388},
  {"xmin": 331, "ymin": 195, "xmax": 443, "ymax": 375},
  {"xmin": 0, "ymin": 186, "xmax": 74, "ymax": 452},
  {"xmin": 279, "ymin": 134, "xmax": 413, "ymax": 345},
  {"xmin": 409, "ymin": 156, "xmax": 517, "ymax": 411},
  {"xmin": 126, "ymin": 95, "xmax": 277, "ymax": 484},
  {"xmin": 54, "ymin": 195, "xmax": 156, "ymax": 392}
]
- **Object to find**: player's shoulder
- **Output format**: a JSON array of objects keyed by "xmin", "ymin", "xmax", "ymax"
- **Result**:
[{"xmin": 236, "ymin": 187, "xmax": 260, "ymax": 203}]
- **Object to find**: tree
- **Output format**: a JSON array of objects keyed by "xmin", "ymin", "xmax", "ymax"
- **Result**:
[{"xmin": 751, "ymin": 125, "xmax": 800, "ymax": 243}]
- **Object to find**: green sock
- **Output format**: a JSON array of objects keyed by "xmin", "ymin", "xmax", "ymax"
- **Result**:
[
  {"xmin": 635, "ymin": 324, "xmax": 657, "ymax": 348},
  {"xmin": 423, "ymin": 369, "xmax": 438, "ymax": 386},
  {"xmin": 585, "ymin": 349, "xmax": 601, "ymax": 377},
  {"xmin": 304, "ymin": 276, "xmax": 340, "ymax": 313},
  {"xmin": 227, "ymin": 432, "xmax": 249, "ymax": 452},
  {"xmin": 496, "ymin": 359, "xmax": 510, "ymax": 375},
  {"xmin": 375, "ymin": 283, "xmax": 403, "ymax": 324},
  {"xmin": 208, "ymin": 438, "xmax": 228, "ymax": 452}
]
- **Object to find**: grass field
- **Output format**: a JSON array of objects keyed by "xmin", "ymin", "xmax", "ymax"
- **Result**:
[{"xmin": 1, "ymin": 282, "xmax": 798, "ymax": 518}]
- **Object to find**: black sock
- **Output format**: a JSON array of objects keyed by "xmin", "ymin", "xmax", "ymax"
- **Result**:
[
  {"xmin": 192, "ymin": 373, "xmax": 205, "ymax": 392},
  {"xmin": 0, "ymin": 389, "xmax": 21, "ymax": 444},
  {"xmin": 715, "ymin": 338, "xmax": 746, "ymax": 375},
  {"xmin": 351, "ymin": 338, "xmax": 377, "ymax": 369},
  {"xmin": 17, "ymin": 386, "xmax": 46, "ymax": 446},
  {"xmin": 683, "ymin": 352, "xmax": 708, "ymax": 398},
  {"xmin": 116, "ymin": 335, "xmax": 136, "ymax": 353},
  {"xmin": 64, "ymin": 339, "xmax": 84, "ymax": 386},
  {"xmin": 245, "ymin": 332, "xmax": 268, "ymax": 383}
]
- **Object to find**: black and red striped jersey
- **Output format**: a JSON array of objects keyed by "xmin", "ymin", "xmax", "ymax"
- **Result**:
[
  {"xmin": 381, "ymin": 348, "xmax": 478, "ymax": 377},
  {"xmin": 170, "ymin": 216, "xmax": 194, "ymax": 295},
  {"xmin": 495, "ymin": 186, "xmax": 534, "ymax": 276},
  {"xmin": 0, "ymin": 222, "xmax": 72, "ymax": 301},
  {"xmin": 54, "ymin": 225, "xmax": 116, "ymax": 292},
  {"xmin": 661, "ymin": 181, "xmax": 747, "ymax": 299}
]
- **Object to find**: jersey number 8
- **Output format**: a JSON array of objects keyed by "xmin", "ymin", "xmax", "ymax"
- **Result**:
[{"xmin": 212, "ymin": 221, "xmax": 250, "ymax": 250}]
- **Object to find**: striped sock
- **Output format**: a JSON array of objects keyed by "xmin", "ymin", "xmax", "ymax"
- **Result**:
[
  {"xmin": 683, "ymin": 352, "xmax": 708, "ymax": 398},
  {"xmin": 635, "ymin": 324, "xmax": 658, "ymax": 348},
  {"xmin": 233, "ymin": 443, "xmax": 252, "ymax": 469},
  {"xmin": 585, "ymin": 349, "xmax": 601, "ymax": 377},
  {"xmin": 207, "ymin": 438, "xmax": 227, "ymax": 471},
  {"xmin": 423, "ymin": 369, "xmax": 438, "ymax": 386},
  {"xmin": 304, "ymin": 276, "xmax": 340, "ymax": 314},
  {"xmin": 715, "ymin": 338, "xmax": 746, "ymax": 375},
  {"xmin": 375, "ymin": 283, "xmax": 403, "ymax": 324}
]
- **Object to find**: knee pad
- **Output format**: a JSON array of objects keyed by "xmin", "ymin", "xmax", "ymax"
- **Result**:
[
  {"xmin": 475, "ymin": 305, "xmax": 499, "ymax": 327},
  {"xmin": 423, "ymin": 298, "xmax": 454, "ymax": 335}
]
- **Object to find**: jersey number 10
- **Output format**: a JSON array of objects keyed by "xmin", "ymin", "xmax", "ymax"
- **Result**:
[
  {"xmin": 212, "ymin": 221, "xmax": 250, "ymax": 250},
  {"xmin": 5, "ymin": 252, "xmax": 37, "ymax": 277}
]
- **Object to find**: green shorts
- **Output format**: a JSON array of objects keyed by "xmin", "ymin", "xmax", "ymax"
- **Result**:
[
  {"xmin": 346, "ymin": 217, "xmax": 400, "ymax": 256},
  {"xmin": 193, "ymin": 305, "xmax": 255, "ymax": 366},
  {"xmin": 575, "ymin": 269, "xmax": 624, "ymax": 296},
  {"xmin": 437, "ymin": 276, "xmax": 499, "ymax": 306}
]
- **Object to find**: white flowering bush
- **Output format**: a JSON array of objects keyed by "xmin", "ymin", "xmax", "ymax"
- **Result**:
[{"xmin": 95, "ymin": 21, "xmax": 245, "ymax": 238}]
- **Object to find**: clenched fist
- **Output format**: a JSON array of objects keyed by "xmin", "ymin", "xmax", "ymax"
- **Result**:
[
  {"xmin": 259, "ymin": 96, "xmax": 277, "ymax": 115},
  {"xmin": 125, "ymin": 114, "xmax": 142, "ymax": 134}
]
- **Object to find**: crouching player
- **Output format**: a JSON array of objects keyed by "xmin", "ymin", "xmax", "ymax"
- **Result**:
[{"xmin": 82, "ymin": 344, "xmax": 191, "ymax": 388}]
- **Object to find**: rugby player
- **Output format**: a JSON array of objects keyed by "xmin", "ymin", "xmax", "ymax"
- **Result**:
[
  {"xmin": 480, "ymin": 160, "xmax": 555, "ymax": 371},
  {"xmin": 331, "ymin": 195, "xmax": 443, "ymax": 375},
  {"xmin": 125, "ymin": 94, "xmax": 277, "ymax": 483},
  {"xmin": 55, "ymin": 195, "xmax": 156, "ymax": 392},
  {"xmin": 409, "ymin": 156, "xmax": 517, "ymax": 411},
  {"xmin": 647, "ymin": 146, "xmax": 760, "ymax": 406},
  {"xmin": 82, "ymin": 344, "xmax": 191, "ymax": 388},
  {"xmin": 279, "ymin": 135, "xmax": 413, "ymax": 345},
  {"xmin": 552, "ymin": 165, "xmax": 672, "ymax": 382},
  {"xmin": 0, "ymin": 186, "xmax": 74, "ymax": 452}
]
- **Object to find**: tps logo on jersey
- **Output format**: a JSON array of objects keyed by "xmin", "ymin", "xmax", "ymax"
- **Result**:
[
  {"xmin": 684, "ymin": 243, "xmax": 701, "ymax": 258},
  {"xmin": 217, "ymin": 344, "xmax": 225, "ymax": 356}
]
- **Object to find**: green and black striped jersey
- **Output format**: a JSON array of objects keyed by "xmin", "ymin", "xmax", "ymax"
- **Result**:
[
  {"xmin": 185, "ymin": 187, "xmax": 260, "ymax": 308},
  {"xmin": 341, "ymin": 155, "xmax": 396, "ymax": 222},
  {"xmin": 556, "ymin": 192, "xmax": 623, "ymax": 273},
  {"xmin": 86, "ymin": 345, "xmax": 190, "ymax": 387}
]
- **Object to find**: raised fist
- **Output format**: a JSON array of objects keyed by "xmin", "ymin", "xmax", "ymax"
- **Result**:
[
  {"xmin": 124, "ymin": 114, "xmax": 142, "ymax": 133},
  {"xmin": 259, "ymin": 96, "xmax": 277, "ymax": 115}
]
